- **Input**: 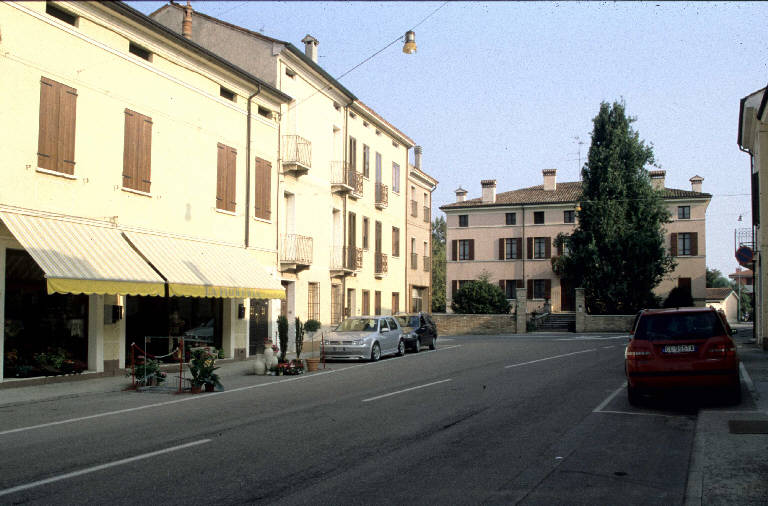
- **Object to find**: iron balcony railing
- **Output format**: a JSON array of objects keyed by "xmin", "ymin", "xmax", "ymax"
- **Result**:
[
  {"xmin": 330, "ymin": 162, "xmax": 363, "ymax": 196},
  {"xmin": 375, "ymin": 252, "xmax": 388, "ymax": 275},
  {"xmin": 282, "ymin": 135, "xmax": 312, "ymax": 169},
  {"xmin": 280, "ymin": 234, "xmax": 313, "ymax": 265},
  {"xmin": 375, "ymin": 183, "xmax": 388, "ymax": 208},
  {"xmin": 423, "ymin": 206, "xmax": 430, "ymax": 223},
  {"xmin": 411, "ymin": 252, "xmax": 418, "ymax": 270},
  {"xmin": 423, "ymin": 255, "xmax": 431, "ymax": 272},
  {"xmin": 411, "ymin": 200, "xmax": 418, "ymax": 217},
  {"xmin": 331, "ymin": 246, "xmax": 362, "ymax": 271}
]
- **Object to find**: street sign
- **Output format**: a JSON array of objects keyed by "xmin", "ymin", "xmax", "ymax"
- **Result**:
[{"xmin": 736, "ymin": 245, "xmax": 754, "ymax": 267}]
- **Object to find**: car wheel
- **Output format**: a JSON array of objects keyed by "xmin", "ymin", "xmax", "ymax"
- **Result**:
[
  {"xmin": 370, "ymin": 342, "xmax": 381, "ymax": 362},
  {"xmin": 627, "ymin": 384, "xmax": 640, "ymax": 406},
  {"xmin": 396, "ymin": 339, "xmax": 405, "ymax": 357},
  {"xmin": 727, "ymin": 380, "xmax": 742, "ymax": 406},
  {"xmin": 413, "ymin": 337, "xmax": 421, "ymax": 353},
  {"xmin": 429, "ymin": 336, "xmax": 436, "ymax": 350}
]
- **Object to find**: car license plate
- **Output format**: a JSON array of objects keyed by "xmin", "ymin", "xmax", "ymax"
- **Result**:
[{"xmin": 662, "ymin": 344, "xmax": 697, "ymax": 353}]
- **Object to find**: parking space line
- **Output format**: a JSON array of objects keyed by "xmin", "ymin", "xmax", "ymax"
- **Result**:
[
  {"xmin": 0, "ymin": 439, "xmax": 210, "ymax": 497},
  {"xmin": 596, "ymin": 410, "xmax": 687, "ymax": 419},
  {"xmin": 362, "ymin": 379, "xmax": 452, "ymax": 403},
  {"xmin": 504, "ymin": 348, "xmax": 597, "ymax": 369},
  {"xmin": 592, "ymin": 383, "xmax": 627, "ymax": 412}
]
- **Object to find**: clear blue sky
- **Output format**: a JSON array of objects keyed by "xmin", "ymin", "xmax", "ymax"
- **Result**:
[{"xmin": 131, "ymin": 1, "xmax": 766, "ymax": 279}]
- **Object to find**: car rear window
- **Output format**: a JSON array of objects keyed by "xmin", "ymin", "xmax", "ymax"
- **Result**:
[{"xmin": 634, "ymin": 312, "xmax": 725, "ymax": 341}]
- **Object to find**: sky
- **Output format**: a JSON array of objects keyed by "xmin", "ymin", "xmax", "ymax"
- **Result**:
[{"xmin": 130, "ymin": 1, "xmax": 767, "ymax": 279}]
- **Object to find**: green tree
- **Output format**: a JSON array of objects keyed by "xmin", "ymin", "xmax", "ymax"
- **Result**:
[
  {"xmin": 706, "ymin": 267, "xmax": 730, "ymax": 288},
  {"xmin": 451, "ymin": 279, "xmax": 510, "ymax": 314},
  {"xmin": 431, "ymin": 216, "xmax": 446, "ymax": 312},
  {"xmin": 552, "ymin": 101, "xmax": 675, "ymax": 314}
]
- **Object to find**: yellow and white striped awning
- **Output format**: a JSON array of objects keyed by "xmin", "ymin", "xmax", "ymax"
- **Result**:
[
  {"xmin": 0, "ymin": 212, "xmax": 166, "ymax": 296},
  {"xmin": 123, "ymin": 231, "xmax": 285, "ymax": 300}
]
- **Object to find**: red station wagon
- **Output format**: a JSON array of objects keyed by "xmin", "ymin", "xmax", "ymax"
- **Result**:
[{"xmin": 625, "ymin": 307, "xmax": 740, "ymax": 405}]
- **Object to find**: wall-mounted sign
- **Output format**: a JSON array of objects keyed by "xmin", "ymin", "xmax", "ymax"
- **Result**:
[{"xmin": 736, "ymin": 245, "xmax": 754, "ymax": 267}]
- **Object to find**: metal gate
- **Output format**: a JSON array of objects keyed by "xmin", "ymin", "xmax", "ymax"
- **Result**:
[{"xmin": 249, "ymin": 299, "xmax": 269, "ymax": 356}]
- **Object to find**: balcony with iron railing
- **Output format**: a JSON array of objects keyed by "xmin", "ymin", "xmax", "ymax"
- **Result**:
[
  {"xmin": 411, "ymin": 252, "xmax": 418, "ymax": 270},
  {"xmin": 330, "ymin": 245, "xmax": 362, "ymax": 276},
  {"xmin": 282, "ymin": 135, "xmax": 311, "ymax": 175},
  {"xmin": 375, "ymin": 183, "xmax": 388, "ymax": 209},
  {"xmin": 374, "ymin": 252, "xmax": 388, "ymax": 278},
  {"xmin": 411, "ymin": 200, "xmax": 418, "ymax": 217},
  {"xmin": 423, "ymin": 206, "xmax": 430, "ymax": 223},
  {"xmin": 330, "ymin": 162, "xmax": 363, "ymax": 198},
  {"xmin": 279, "ymin": 234, "xmax": 313, "ymax": 273},
  {"xmin": 423, "ymin": 255, "xmax": 431, "ymax": 272}
]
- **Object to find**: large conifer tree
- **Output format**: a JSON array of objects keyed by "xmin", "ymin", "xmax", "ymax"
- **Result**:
[{"xmin": 553, "ymin": 101, "xmax": 675, "ymax": 314}]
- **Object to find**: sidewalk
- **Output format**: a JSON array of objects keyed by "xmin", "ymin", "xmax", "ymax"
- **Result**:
[{"xmin": 685, "ymin": 322, "xmax": 768, "ymax": 505}]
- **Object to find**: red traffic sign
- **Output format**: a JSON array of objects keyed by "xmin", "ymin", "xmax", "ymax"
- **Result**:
[{"xmin": 736, "ymin": 246, "xmax": 754, "ymax": 266}]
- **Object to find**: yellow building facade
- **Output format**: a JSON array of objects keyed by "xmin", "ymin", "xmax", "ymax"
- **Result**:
[{"xmin": 0, "ymin": 1, "xmax": 289, "ymax": 381}]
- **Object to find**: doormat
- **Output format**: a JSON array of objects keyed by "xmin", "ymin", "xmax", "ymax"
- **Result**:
[{"xmin": 728, "ymin": 420, "xmax": 768, "ymax": 434}]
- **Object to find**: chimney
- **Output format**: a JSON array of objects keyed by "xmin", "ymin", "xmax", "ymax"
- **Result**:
[
  {"xmin": 481, "ymin": 179, "xmax": 496, "ymax": 203},
  {"xmin": 301, "ymin": 35, "xmax": 318, "ymax": 63},
  {"xmin": 455, "ymin": 187, "xmax": 467, "ymax": 203},
  {"xmin": 542, "ymin": 169, "xmax": 557, "ymax": 191},
  {"xmin": 414, "ymin": 146, "xmax": 422, "ymax": 170},
  {"xmin": 649, "ymin": 170, "xmax": 666, "ymax": 190},
  {"xmin": 690, "ymin": 175, "xmax": 703, "ymax": 193},
  {"xmin": 182, "ymin": 1, "xmax": 193, "ymax": 40}
]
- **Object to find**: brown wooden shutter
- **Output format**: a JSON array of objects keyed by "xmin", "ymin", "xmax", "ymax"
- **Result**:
[
  {"xmin": 226, "ymin": 146, "xmax": 237, "ymax": 212},
  {"xmin": 499, "ymin": 280, "xmax": 505, "ymax": 290},
  {"xmin": 516, "ymin": 279, "xmax": 524, "ymax": 289},
  {"xmin": 451, "ymin": 240, "xmax": 457, "ymax": 261},
  {"xmin": 527, "ymin": 279, "xmax": 533, "ymax": 299},
  {"xmin": 545, "ymin": 237, "xmax": 551, "ymax": 259},
  {"xmin": 37, "ymin": 78, "xmax": 57, "ymax": 171},
  {"xmin": 58, "ymin": 84, "xmax": 78, "ymax": 175},
  {"xmin": 527, "ymin": 237, "xmax": 533, "ymax": 259},
  {"xmin": 253, "ymin": 157, "xmax": 263, "ymax": 218},
  {"xmin": 123, "ymin": 109, "xmax": 138, "ymax": 189},
  {"xmin": 138, "ymin": 115, "xmax": 152, "ymax": 193},
  {"xmin": 516, "ymin": 238, "xmax": 523, "ymax": 259},
  {"xmin": 216, "ymin": 143, "xmax": 226, "ymax": 209},
  {"xmin": 544, "ymin": 279, "xmax": 552, "ymax": 299},
  {"xmin": 690, "ymin": 232, "xmax": 698, "ymax": 256},
  {"xmin": 499, "ymin": 238, "xmax": 505, "ymax": 260},
  {"xmin": 451, "ymin": 280, "xmax": 458, "ymax": 298},
  {"xmin": 469, "ymin": 239, "xmax": 475, "ymax": 260},
  {"xmin": 670, "ymin": 233, "xmax": 678, "ymax": 256},
  {"xmin": 262, "ymin": 159, "xmax": 272, "ymax": 219},
  {"xmin": 253, "ymin": 157, "xmax": 272, "ymax": 220}
]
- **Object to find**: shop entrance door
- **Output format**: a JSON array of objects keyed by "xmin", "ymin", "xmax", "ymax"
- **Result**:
[{"xmin": 249, "ymin": 299, "xmax": 269, "ymax": 356}]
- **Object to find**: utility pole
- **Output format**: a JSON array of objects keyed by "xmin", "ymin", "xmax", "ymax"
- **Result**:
[{"xmin": 573, "ymin": 136, "xmax": 586, "ymax": 171}]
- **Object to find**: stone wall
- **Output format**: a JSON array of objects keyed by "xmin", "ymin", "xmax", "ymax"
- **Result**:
[
  {"xmin": 432, "ymin": 314, "xmax": 517, "ymax": 336},
  {"xmin": 584, "ymin": 314, "xmax": 634, "ymax": 332}
]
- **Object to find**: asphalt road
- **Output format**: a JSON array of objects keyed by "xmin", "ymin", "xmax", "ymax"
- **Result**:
[{"xmin": 0, "ymin": 334, "xmax": 706, "ymax": 505}]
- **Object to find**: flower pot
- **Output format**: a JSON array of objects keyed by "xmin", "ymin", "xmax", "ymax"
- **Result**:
[
  {"xmin": 190, "ymin": 385, "xmax": 202, "ymax": 394},
  {"xmin": 306, "ymin": 357, "xmax": 320, "ymax": 372},
  {"xmin": 253, "ymin": 354, "xmax": 266, "ymax": 375},
  {"xmin": 205, "ymin": 383, "xmax": 215, "ymax": 392}
]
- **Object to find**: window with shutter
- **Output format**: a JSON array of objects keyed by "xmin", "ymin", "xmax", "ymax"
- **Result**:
[
  {"xmin": 527, "ymin": 237, "xmax": 533, "ymax": 259},
  {"xmin": 123, "ymin": 109, "xmax": 152, "ymax": 192},
  {"xmin": 37, "ymin": 77, "xmax": 77, "ymax": 175},
  {"xmin": 254, "ymin": 157, "xmax": 272, "ymax": 220},
  {"xmin": 452, "ymin": 240, "xmax": 458, "ymax": 261},
  {"xmin": 670, "ymin": 233, "xmax": 678, "ymax": 256},
  {"xmin": 690, "ymin": 232, "xmax": 698, "ymax": 256},
  {"xmin": 527, "ymin": 280, "xmax": 533, "ymax": 299},
  {"xmin": 216, "ymin": 143, "xmax": 237, "ymax": 212},
  {"xmin": 499, "ymin": 239, "xmax": 505, "ymax": 260}
]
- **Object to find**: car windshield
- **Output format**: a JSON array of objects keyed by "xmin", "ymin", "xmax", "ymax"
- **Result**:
[
  {"xmin": 396, "ymin": 316, "xmax": 420, "ymax": 328},
  {"xmin": 335, "ymin": 318, "xmax": 378, "ymax": 332},
  {"xmin": 634, "ymin": 312, "xmax": 725, "ymax": 341}
]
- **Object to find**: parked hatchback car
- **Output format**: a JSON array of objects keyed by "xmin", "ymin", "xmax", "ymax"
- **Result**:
[
  {"xmin": 395, "ymin": 313, "xmax": 437, "ymax": 352},
  {"xmin": 324, "ymin": 316, "xmax": 405, "ymax": 361},
  {"xmin": 625, "ymin": 307, "xmax": 740, "ymax": 405}
]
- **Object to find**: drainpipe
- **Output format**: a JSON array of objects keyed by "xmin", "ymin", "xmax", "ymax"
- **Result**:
[
  {"xmin": 245, "ymin": 84, "xmax": 261, "ymax": 248},
  {"xmin": 521, "ymin": 203, "xmax": 526, "ymax": 296}
]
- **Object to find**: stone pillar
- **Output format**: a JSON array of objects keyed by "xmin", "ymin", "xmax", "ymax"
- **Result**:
[
  {"xmin": 221, "ymin": 298, "xmax": 237, "ymax": 359},
  {"xmin": 516, "ymin": 287, "xmax": 527, "ymax": 334},
  {"xmin": 575, "ymin": 288, "xmax": 586, "ymax": 333},
  {"xmin": 88, "ymin": 295, "xmax": 105, "ymax": 372}
]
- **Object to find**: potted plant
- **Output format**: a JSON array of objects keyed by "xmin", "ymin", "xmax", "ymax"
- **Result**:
[
  {"xmin": 295, "ymin": 317, "xmax": 305, "ymax": 360},
  {"xmin": 277, "ymin": 315, "xmax": 289, "ymax": 362},
  {"xmin": 188, "ymin": 348, "xmax": 223, "ymax": 392},
  {"xmin": 131, "ymin": 357, "xmax": 166, "ymax": 386}
]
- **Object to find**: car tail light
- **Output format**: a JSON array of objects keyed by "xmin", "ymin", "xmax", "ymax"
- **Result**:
[
  {"xmin": 707, "ymin": 343, "xmax": 736, "ymax": 358},
  {"xmin": 625, "ymin": 343, "xmax": 652, "ymax": 361}
]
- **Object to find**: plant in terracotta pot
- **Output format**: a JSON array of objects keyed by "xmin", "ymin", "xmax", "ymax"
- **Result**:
[
  {"xmin": 277, "ymin": 315, "xmax": 289, "ymax": 362},
  {"xmin": 189, "ymin": 348, "xmax": 222, "ymax": 392}
]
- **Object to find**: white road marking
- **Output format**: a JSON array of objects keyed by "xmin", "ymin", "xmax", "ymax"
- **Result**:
[
  {"xmin": 556, "ymin": 335, "xmax": 629, "ymax": 341},
  {"xmin": 362, "ymin": 379, "xmax": 452, "ymax": 403},
  {"xmin": 504, "ymin": 348, "xmax": 597, "ymax": 369},
  {"xmin": 593, "ymin": 383, "xmax": 627, "ymax": 412},
  {"xmin": 596, "ymin": 410, "xmax": 687, "ymax": 419},
  {"xmin": 0, "ymin": 439, "xmax": 210, "ymax": 497},
  {"xmin": 602, "ymin": 345, "xmax": 615, "ymax": 349},
  {"xmin": 0, "ymin": 345, "xmax": 464, "ymax": 437},
  {"xmin": 740, "ymin": 362, "xmax": 755, "ymax": 394}
]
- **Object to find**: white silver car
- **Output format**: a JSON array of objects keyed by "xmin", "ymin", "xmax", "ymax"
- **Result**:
[{"xmin": 324, "ymin": 316, "xmax": 405, "ymax": 361}]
